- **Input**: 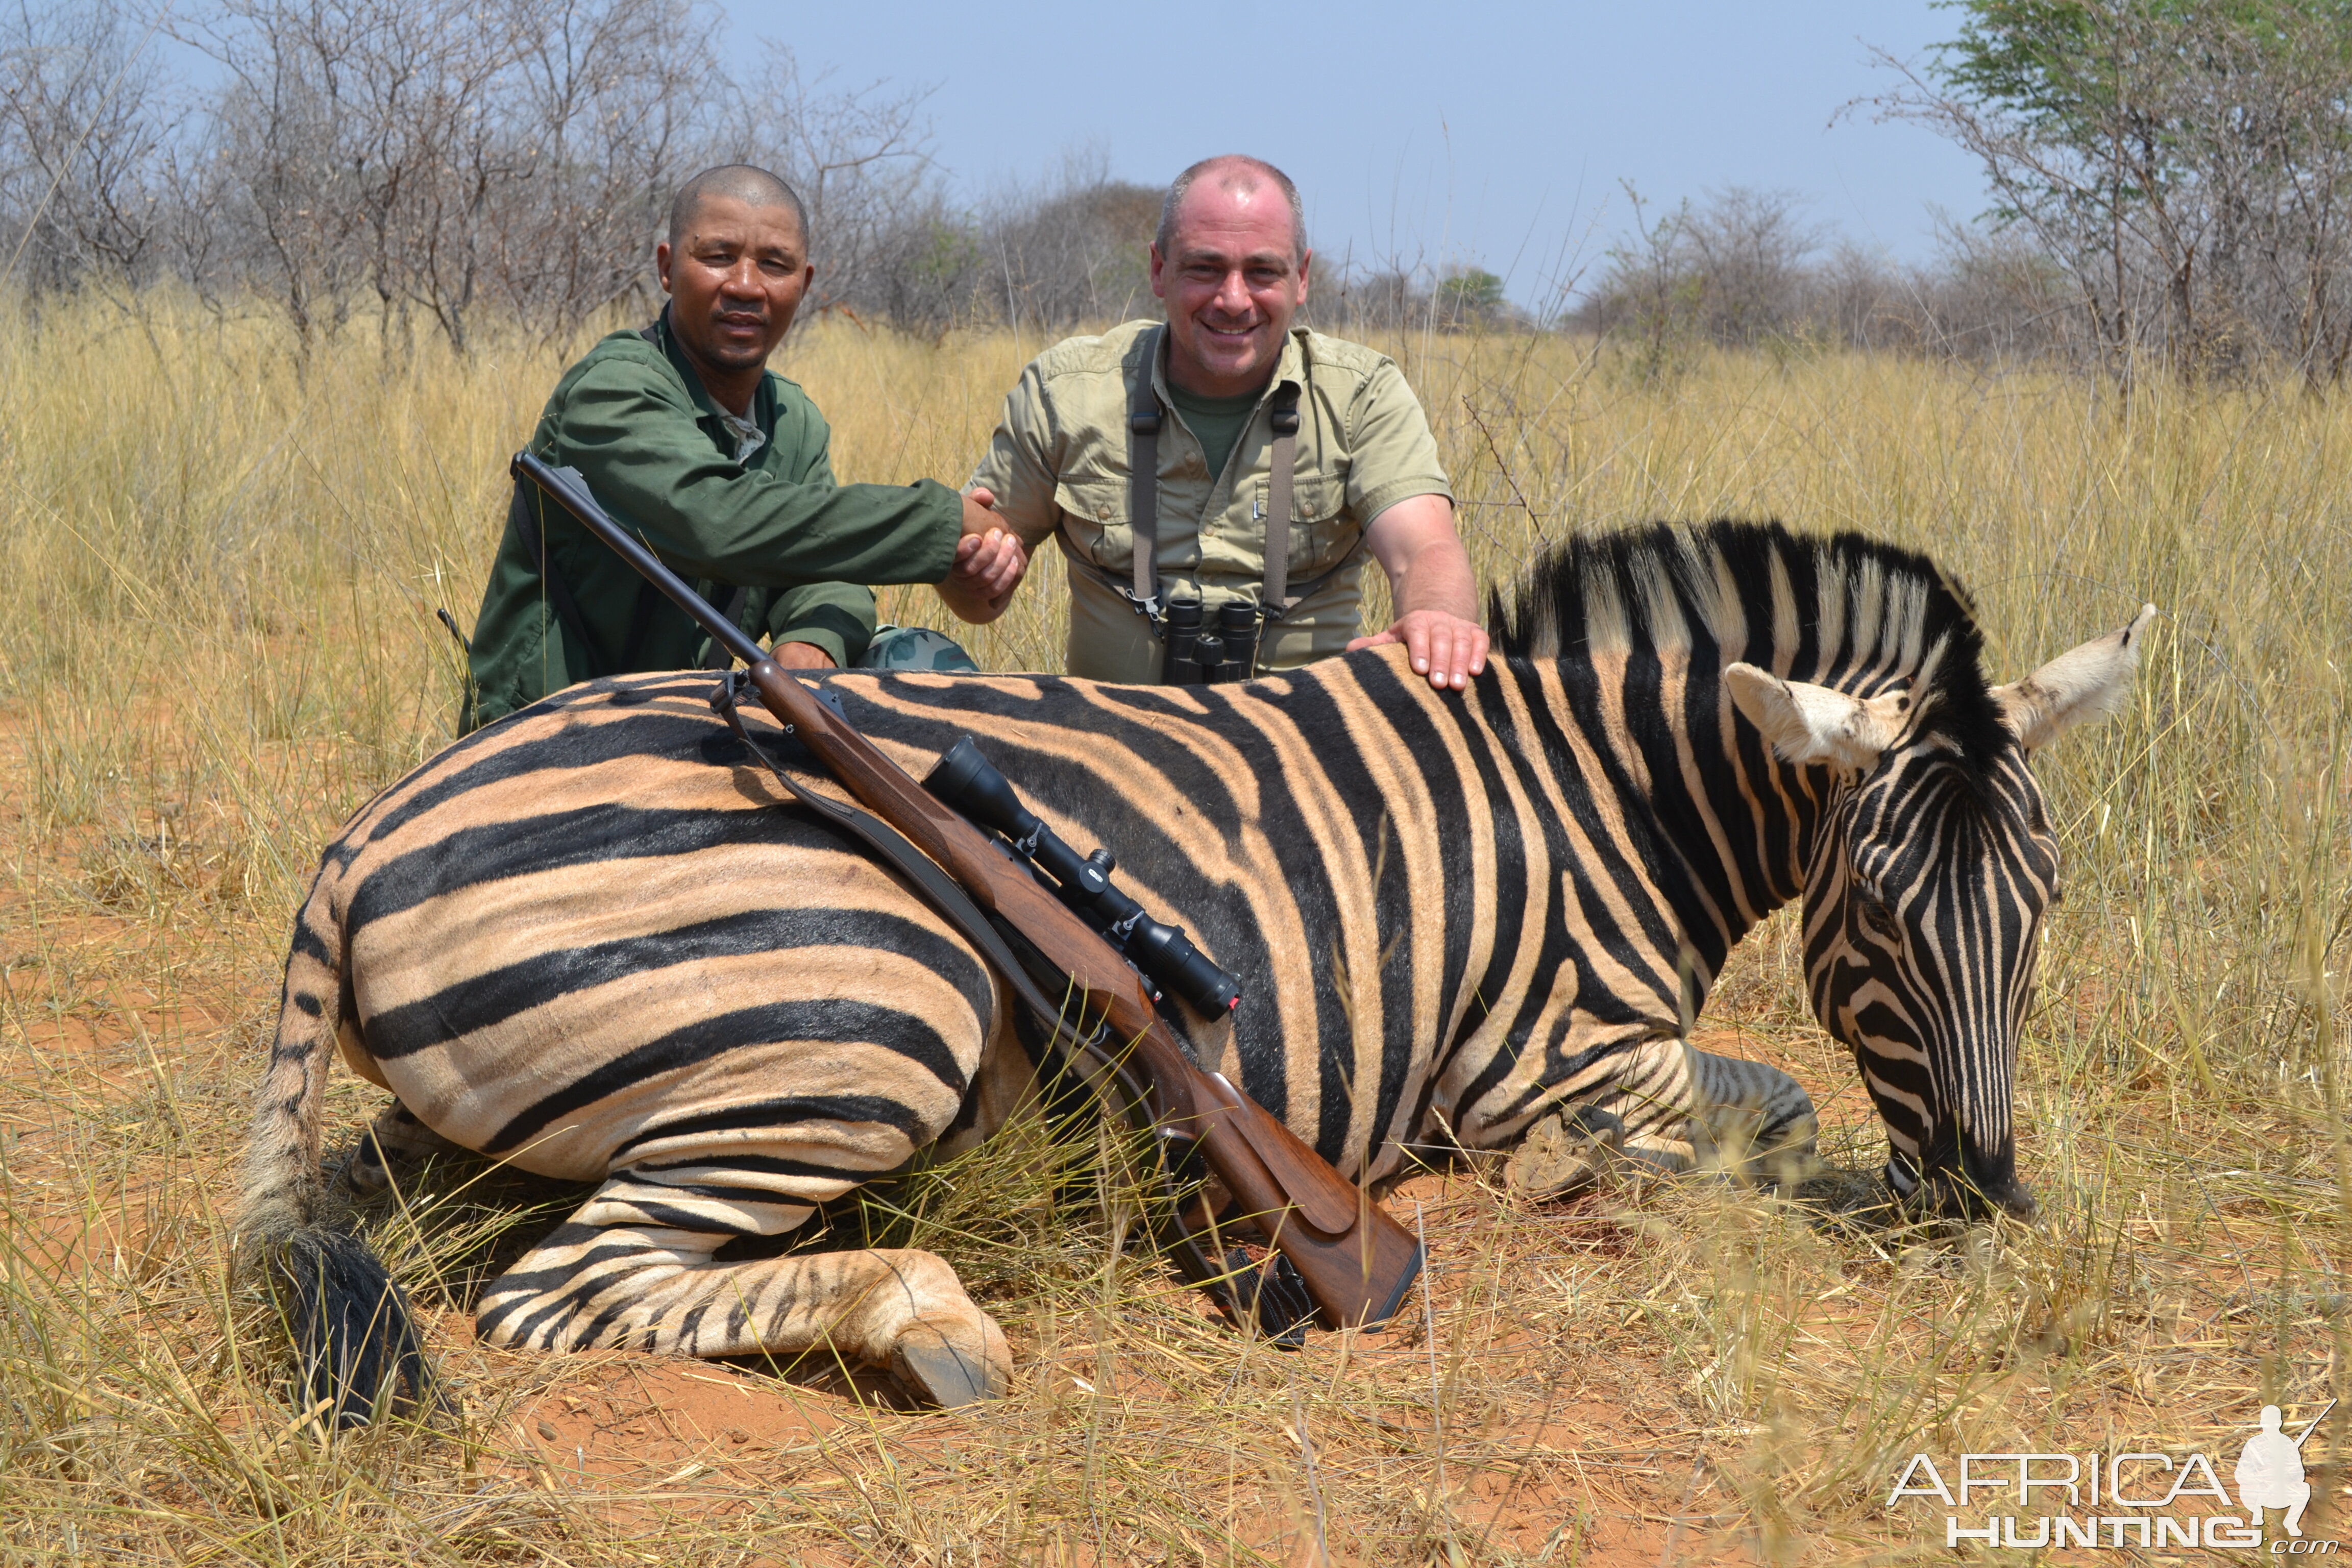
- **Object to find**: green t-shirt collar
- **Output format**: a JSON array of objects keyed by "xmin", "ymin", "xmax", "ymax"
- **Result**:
[{"xmin": 1149, "ymin": 326, "xmax": 1304, "ymax": 486}]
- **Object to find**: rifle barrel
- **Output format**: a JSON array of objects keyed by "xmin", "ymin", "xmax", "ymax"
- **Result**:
[{"xmin": 512, "ymin": 451, "xmax": 766, "ymax": 670}]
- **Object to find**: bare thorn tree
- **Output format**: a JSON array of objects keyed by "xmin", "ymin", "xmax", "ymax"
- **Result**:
[{"xmin": 0, "ymin": 0, "xmax": 178, "ymax": 293}]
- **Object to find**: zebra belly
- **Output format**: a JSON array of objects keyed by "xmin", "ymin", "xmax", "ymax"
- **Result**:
[
  {"xmin": 323, "ymin": 719, "xmax": 1002, "ymax": 1191},
  {"xmin": 350, "ymin": 964, "xmax": 983, "ymax": 1190}
]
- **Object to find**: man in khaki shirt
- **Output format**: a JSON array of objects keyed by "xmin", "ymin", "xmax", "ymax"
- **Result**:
[{"xmin": 967, "ymin": 155, "xmax": 1488, "ymax": 689}]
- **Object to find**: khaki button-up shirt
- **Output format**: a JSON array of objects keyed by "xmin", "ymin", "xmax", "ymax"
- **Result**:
[{"xmin": 972, "ymin": 319, "xmax": 1452, "ymax": 682}]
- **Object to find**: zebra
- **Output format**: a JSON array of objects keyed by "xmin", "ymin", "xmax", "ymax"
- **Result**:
[{"xmin": 235, "ymin": 520, "xmax": 2151, "ymax": 1419}]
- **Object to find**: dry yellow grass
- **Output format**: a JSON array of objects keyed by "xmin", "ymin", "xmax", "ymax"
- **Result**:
[{"xmin": 0, "ymin": 293, "xmax": 2346, "ymax": 1564}]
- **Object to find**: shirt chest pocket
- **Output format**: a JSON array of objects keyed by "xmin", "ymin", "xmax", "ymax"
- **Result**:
[
  {"xmin": 1054, "ymin": 477, "xmax": 1132, "ymax": 569},
  {"xmin": 1253, "ymin": 476, "xmax": 1354, "ymax": 578}
]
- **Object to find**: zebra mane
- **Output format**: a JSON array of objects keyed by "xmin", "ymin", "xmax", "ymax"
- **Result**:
[{"xmin": 1490, "ymin": 520, "xmax": 2012, "ymax": 774}]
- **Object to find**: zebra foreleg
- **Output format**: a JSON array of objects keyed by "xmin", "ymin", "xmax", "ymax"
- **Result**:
[
  {"xmin": 472, "ymin": 1179, "xmax": 1011, "ymax": 1407},
  {"xmin": 1505, "ymin": 1037, "xmax": 1819, "ymax": 1197},
  {"xmin": 1674, "ymin": 1042, "xmax": 1820, "ymax": 1185},
  {"xmin": 1573, "ymin": 1036, "xmax": 1819, "ymax": 1179}
]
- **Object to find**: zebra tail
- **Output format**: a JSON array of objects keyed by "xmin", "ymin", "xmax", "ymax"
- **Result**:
[{"xmin": 236, "ymin": 889, "xmax": 436, "ymax": 1429}]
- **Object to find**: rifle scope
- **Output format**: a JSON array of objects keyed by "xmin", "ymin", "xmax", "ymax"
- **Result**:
[{"xmin": 924, "ymin": 736, "xmax": 1242, "ymax": 1016}]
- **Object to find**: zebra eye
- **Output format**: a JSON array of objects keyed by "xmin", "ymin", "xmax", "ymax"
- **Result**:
[{"xmin": 1854, "ymin": 891, "xmax": 1902, "ymax": 941}]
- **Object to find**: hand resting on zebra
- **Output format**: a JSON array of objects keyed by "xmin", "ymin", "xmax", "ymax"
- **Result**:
[{"xmin": 234, "ymin": 519, "xmax": 2153, "ymax": 1425}]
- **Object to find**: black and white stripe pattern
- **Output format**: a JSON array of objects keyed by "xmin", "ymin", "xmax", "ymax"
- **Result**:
[{"xmin": 237, "ymin": 520, "xmax": 2148, "ymax": 1408}]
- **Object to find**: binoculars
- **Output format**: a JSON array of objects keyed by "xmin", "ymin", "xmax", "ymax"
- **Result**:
[
  {"xmin": 924, "ymin": 736, "xmax": 1243, "ymax": 1017},
  {"xmin": 1162, "ymin": 600, "xmax": 1262, "ymax": 686}
]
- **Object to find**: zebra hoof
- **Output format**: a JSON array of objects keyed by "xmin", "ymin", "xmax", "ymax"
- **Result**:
[
  {"xmin": 344, "ymin": 1142, "xmax": 393, "ymax": 1195},
  {"xmin": 888, "ymin": 1314, "xmax": 1011, "ymax": 1408},
  {"xmin": 342, "ymin": 1105, "xmax": 462, "ymax": 1196},
  {"xmin": 1505, "ymin": 1105, "xmax": 1627, "ymax": 1200}
]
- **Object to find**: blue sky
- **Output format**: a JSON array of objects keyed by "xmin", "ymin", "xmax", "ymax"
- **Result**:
[{"xmin": 720, "ymin": 0, "xmax": 1990, "ymax": 307}]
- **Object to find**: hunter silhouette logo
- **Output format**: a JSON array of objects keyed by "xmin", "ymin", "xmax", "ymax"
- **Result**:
[
  {"xmin": 2240, "ymin": 1402, "xmax": 2332, "ymax": 1537},
  {"xmin": 1888, "ymin": 1401, "xmax": 2339, "ymax": 1551}
]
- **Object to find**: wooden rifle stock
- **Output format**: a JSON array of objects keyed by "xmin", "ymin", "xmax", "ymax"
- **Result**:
[{"xmin": 511, "ymin": 451, "xmax": 1424, "ymax": 1330}]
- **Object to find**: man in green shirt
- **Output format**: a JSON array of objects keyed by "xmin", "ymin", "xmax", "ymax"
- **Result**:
[
  {"xmin": 967, "ymin": 155, "xmax": 1487, "ymax": 689},
  {"xmin": 464, "ymin": 165, "xmax": 1024, "ymax": 730}
]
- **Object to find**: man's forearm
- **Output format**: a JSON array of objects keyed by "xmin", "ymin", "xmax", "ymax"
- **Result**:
[
  {"xmin": 579, "ymin": 442, "xmax": 965, "ymax": 589},
  {"xmin": 1356, "ymin": 494, "xmax": 1488, "ymax": 689},
  {"xmin": 1367, "ymin": 495, "xmax": 1479, "ymax": 620},
  {"xmin": 1390, "ymin": 534, "xmax": 1480, "ymax": 621}
]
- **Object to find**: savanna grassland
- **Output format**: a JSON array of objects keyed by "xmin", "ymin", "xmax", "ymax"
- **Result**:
[{"xmin": 0, "ymin": 297, "xmax": 2346, "ymax": 1565}]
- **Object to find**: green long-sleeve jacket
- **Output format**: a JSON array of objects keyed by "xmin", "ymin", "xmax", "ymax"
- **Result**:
[{"xmin": 463, "ymin": 311, "xmax": 964, "ymax": 730}]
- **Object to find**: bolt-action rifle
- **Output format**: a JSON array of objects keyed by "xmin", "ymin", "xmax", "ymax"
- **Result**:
[{"xmin": 510, "ymin": 452, "xmax": 1424, "ymax": 1331}]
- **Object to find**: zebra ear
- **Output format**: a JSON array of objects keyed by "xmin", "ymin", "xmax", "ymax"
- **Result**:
[
  {"xmin": 1724, "ymin": 663, "xmax": 1908, "ymax": 771},
  {"xmin": 1991, "ymin": 604, "xmax": 2156, "ymax": 751}
]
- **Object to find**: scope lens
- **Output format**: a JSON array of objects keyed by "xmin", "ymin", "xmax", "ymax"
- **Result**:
[
  {"xmin": 921, "ymin": 736, "xmax": 1030, "ymax": 837},
  {"xmin": 924, "ymin": 737, "xmax": 988, "ymax": 802}
]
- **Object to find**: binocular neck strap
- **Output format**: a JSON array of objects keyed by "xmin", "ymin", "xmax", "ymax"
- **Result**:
[
  {"xmin": 1262, "ymin": 384, "xmax": 1302, "ymax": 613},
  {"xmin": 1128, "ymin": 328, "xmax": 1164, "ymax": 615},
  {"xmin": 1124, "ymin": 327, "xmax": 1305, "ymax": 622}
]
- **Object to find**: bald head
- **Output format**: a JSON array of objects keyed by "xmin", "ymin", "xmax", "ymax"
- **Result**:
[
  {"xmin": 1157, "ymin": 156, "xmax": 1306, "ymax": 265},
  {"xmin": 668, "ymin": 165, "xmax": 809, "ymax": 252}
]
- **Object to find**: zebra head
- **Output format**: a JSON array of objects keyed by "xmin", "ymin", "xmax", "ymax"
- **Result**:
[{"xmin": 1725, "ymin": 605, "xmax": 2156, "ymax": 1220}]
